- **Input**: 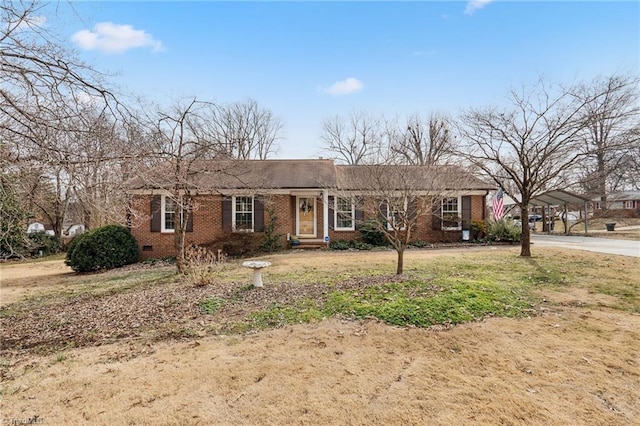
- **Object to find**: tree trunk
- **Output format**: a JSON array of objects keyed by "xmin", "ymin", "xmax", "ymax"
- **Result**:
[
  {"xmin": 597, "ymin": 151, "xmax": 607, "ymax": 207},
  {"xmin": 396, "ymin": 247, "xmax": 404, "ymax": 275},
  {"xmin": 173, "ymin": 195, "xmax": 187, "ymax": 274},
  {"xmin": 520, "ymin": 203, "xmax": 531, "ymax": 257},
  {"xmin": 174, "ymin": 226, "xmax": 186, "ymax": 273}
]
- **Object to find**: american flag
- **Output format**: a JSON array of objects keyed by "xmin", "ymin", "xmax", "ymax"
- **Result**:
[{"xmin": 493, "ymin": 189, "xmax": 505, "ymax": 220}]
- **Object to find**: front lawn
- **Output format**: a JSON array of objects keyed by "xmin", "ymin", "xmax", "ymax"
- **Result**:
[{"xmin": 1, "ymin": 247, "xmax": 638, "ymax": 355}]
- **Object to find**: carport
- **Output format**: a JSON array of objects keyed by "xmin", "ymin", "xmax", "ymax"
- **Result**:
[{"xmin": 530, "ymin": 189, "xmax": 591, "ymax": 235}]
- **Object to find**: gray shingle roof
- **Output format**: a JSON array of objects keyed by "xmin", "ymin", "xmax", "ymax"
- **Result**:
[{"xmin": 126, "ymin": 159, "xmax": 494, "ymax": 192}]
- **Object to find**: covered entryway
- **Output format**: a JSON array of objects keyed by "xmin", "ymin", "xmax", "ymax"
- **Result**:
[{"xmin": 296, "ymin": 196, "xmax": 317, "ymax": 238}]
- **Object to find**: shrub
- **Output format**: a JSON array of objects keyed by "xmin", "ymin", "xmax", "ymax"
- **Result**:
[
  {"xmin": 65, "ymin": 225, "xmax": 139, "ymax": 272},
  {"xmin": 182, "ymin": 245, "xmax": 226, "ymax": 286},
  {"xmin": 358, "ymin": 220, "xmax": 387, "ymax": 246},
  {"xmin": 329, "ymin": 240, "xmax": 351, "ymax": 250},
  {"xmin": 65, "ymin": 234, "xmax": 85, "ymax": 261},
  {"xmin": 260, "ymin": 204, "xmax": 282, "ymax": 253},
  {"xmin": 410, "ymin": 240, "xmax": 429, "ymax": 248},
  {"xmin": 469, "ymin": 220, "xmax": 488, "ymax": 241},
  {"xmin": 352, "ymin": 241, "xmax": 373, "ymax": 250},
  {"xmin": 27, "ymin": 231, "xmax": 61, "ymax": 257},
  {"xmin": 486, "ymin": 220, "xmax": 522, "ymax": 243}
]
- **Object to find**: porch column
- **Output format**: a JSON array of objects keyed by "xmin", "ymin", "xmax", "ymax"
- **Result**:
[{"xmin": 323, "ymin": 189, "xmax": 329, "ymax": 244}]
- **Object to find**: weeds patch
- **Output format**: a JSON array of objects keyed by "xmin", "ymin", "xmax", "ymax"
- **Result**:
[
  {"xmin": 247, "ymin": 299, "xmax": 325, "ymax": 329},
  {"xmin": 324, "ymin": 281, "xmax": 533, "ymax": 327},
  {"xmin": 199, "ymin": 297, "xmax": 225, "ymax": 314}
]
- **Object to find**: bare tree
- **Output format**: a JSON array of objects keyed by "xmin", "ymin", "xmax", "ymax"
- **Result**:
[
  {"xmin": 0, "ymin": 171, "xmax": 31, "ymax": 258},
  {"xmin": 458, "ymin": 79, "xmax": 593, "ymax": 257},
  {"xmin": 1, "ymin": 0, "xmax": 120, "ymax": 151},
  {"xmin": 134, "ymin": 99, "xmax": 246, "ymax": 272},
  {"xmin": 1, "ymin": 0, "xmax": 134, "ymax": 241},
  {"xmin": 203, "ymin": 99, "xmax": 283, "ymax": 160},
  {"xmin": 67, "ymin": 112, "xmax": 136, "ymax": 230},
  {"xmin": 613, "ymin": 126, "xmax": 640, "ymax": 190},
  {"xmin": 336, "ymin": 157, "xmax": 473, "ymax": 274},
  {"xmin": 320, "ymin": 110, "xmax": 383, "ymax": 164},
  {"xmin": 572, "ymin": 74, "xmax": 640, "ymax": 204},
  {"xmin": 388, "ymin": 113, "xmax": 457, "ymax": 165}
]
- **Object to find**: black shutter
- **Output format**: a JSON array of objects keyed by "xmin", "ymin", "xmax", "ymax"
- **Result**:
[
  {"xmin": 462, "ymin": 196, "xmax": 471, "ymax": 230},
  {"xmin": 222, "ymin": 197, "xmax": 232, "ymax": 232},
  {"xmin": 432, "ymin": 199, "xmax": 442, "ymax": 231},
  {"xmin": 354, "ymin": 208, "xmax": 364, "ymax": 230},
  {"xmin": 328, "ymin": 196, "xmax": 334, "ymax": 230},
  {"xmin": 151, "ymin": 195, "xmax": 161, "ymax": 232},
  {"xmin": 254, "ymin": 197, "xmax": 265, "ymax": 232},
  {"xmin": 407, "ymin": 198, "xmax": 417, "ymax": 224}
]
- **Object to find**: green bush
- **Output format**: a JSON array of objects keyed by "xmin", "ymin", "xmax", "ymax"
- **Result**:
[
  {"xmin": 65, "ymin": 225, "xmax": 139, "ymax": 272},
  {"xmin": 260, "ymin": 204, "xmax": 282, "ymax": 253},
  {"xmin": 27, "ymin": 231, "xmax": 61, "ymax": 257},
  {"xmin": 352, "ymin": 241, "xmax": 373, "ymax": 250},
  {"xmin": 358, "ymin": 220, "xmax": 387, "ymax": 246},
  {"xmin": 65, "ymin": 233, "xmax": 85, "ymax": 261},
  {"xmin": 410, "ymin": 240, "xmax": 429, "ymax": 248},
  {"xmin": 329, "ymin": 240, "xmax": 351, "ymax": 250},
  {"xmin": 469, "ymin": 220, "xmax": 488, "ymax": 241},
  {"xmin": 487, "ymin": 220, "xmax": 522, "ymax": 243}
]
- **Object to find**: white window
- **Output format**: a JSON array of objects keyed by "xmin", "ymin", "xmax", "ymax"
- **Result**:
[
  {"xmin": 233, "ymin": 196, "xmax": 254, "ymax": 232},
  {"xmin": 442, "ymin": 197, "xmax": 461, "ymax": 230},
  {"xmin": 162, "ymin": 195, "xmax": 176, "ymax": 232},
  {"xmin": 334, "ymin": 197, "xmax": 355, "ymax": 231},
  {"xmin": 623, "ymin": 200, "xmax": 637, "ymax": 209}
]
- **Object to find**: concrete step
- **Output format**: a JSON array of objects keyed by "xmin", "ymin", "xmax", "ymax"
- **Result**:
[{"xmin": 291, "ymin": 240, "xmax": 328, "ymax": 249}]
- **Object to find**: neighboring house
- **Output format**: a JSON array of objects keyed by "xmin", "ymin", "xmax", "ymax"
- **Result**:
[
  {"xmin": 594, "ymin": 191, "xmax": 640, "ymax": 211},
  {"xmin": 126, "ymin": 159, "xmax": 494, "ymax": 259}
]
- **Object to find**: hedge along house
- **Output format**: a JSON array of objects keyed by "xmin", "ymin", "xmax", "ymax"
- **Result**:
[{"xmin": 126, "ymin": 159, "xmax": 494, "ymax": 260}]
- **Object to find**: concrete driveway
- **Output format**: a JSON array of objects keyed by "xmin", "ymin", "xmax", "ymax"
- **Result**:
[{"xmin": 531, "ymin": 234, "xmax": 640, "ymax": 258}]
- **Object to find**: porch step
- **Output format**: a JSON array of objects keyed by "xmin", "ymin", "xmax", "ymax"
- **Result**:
[{"xmin": 291, "ymin": 239, "xmax": 328, "ymax": 250}]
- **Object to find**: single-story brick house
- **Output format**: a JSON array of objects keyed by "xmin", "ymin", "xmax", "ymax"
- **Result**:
[
  {"xmin": 594, "ymin": 191, "xmax": 640, "ymax": 211},
  {"xmin": 126, "ymin": 159, "xmax": 494, "ymax": 259}
]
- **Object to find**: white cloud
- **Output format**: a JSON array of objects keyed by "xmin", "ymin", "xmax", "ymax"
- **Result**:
[
  {"xmin": 72, "ymin": 22, "xmax": 164, "ymax": 54},
  {"xmin": 320, "ymin": 77, "xmax": 364, "ymax": 96},
  {"xmin": 465, "ymin": 0, "xmax": 494, "ymax": 15}
]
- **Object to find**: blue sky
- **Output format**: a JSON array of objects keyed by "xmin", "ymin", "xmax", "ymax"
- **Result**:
[{"xmin": 51, "ymin": 1, "xmax": 639, "ymax": 158}]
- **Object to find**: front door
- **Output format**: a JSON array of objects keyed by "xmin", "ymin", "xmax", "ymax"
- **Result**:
[{"xmin": 296, "ymin": 196, "xmax": 316, "ymax": 237}]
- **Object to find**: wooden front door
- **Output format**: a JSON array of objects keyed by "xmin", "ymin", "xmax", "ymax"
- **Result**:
[{"xmin": 296, "ymin": 196, "xmax": 316, "ymax": 237}]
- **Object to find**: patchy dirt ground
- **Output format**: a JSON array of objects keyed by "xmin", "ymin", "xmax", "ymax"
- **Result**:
[
  {"xmin": 1, "ymin": 248, "xmax": 639, "ymax": 425},
  {"xmin": 0, "ymin": 258, "xmax": 76, "ymax": 306},
  {"xmin": 2, "ymin": 307, "xmax": 638, "ymax": 425}
]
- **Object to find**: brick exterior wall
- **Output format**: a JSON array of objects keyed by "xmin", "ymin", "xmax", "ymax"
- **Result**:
[{"xmin": 130, "ymin": 193, "xmax": 487, "ymax": 259}]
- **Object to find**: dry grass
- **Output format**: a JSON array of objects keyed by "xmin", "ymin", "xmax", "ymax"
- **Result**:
[
  {"xmin": 1, "ymin": 247, "xmax": 639, "ymax": 425},
  {"xmin": 547, "ymin": 217, "xmax": 640, "ymax": 240}
]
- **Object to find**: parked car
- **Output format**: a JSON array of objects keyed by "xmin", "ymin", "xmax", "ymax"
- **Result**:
[
  {"xmin": 528, "ymin": 214, "xmax": 542, "ymax": 222},
  {"xmin": 514, "ymin": 220, "xmax": 536, "ymax": 230}
]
